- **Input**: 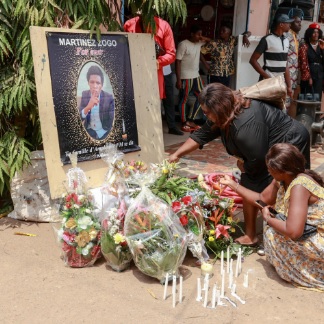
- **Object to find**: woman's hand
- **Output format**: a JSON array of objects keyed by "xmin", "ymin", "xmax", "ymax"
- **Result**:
[
  {"xmin": 261, "ymin": 207, "xmax": 272, "ymax": 223},
  {"xmin": 220, "ymin": 174, "xmax": 237, "ymax": 190},
  {"xmin": 308, "ymin": 78, "xmax": 313, "ymax": 87},
  {"xmin": 168, "ymin": 153, "xmax": 180, "ymax": 163}
]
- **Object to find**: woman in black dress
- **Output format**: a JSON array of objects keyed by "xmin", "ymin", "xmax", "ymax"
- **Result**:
[
  {"xmin": 169, "ymin": 83, "xmax": 310, "ymax": 246},
  {"xmin": 299, "ymin": 23, "xmax": 324, "ymax": 100}
]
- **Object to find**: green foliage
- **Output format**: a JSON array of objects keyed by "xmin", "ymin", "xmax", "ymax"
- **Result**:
[{"xmin": 0, "ymin": 0, "xmax": 187, "ymax": 198}]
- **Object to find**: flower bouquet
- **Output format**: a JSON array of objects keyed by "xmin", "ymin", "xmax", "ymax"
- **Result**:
[
  {"xmin": 124, "ymin": 187, "xmax": 188, "ymax": 282},
  {"xmin": 202, "ymin": 197, "xmax": 251, "ymax": 258},
  {"xmin": 57, "ymin": 192, "xmax": 101, "ymax": 267},
  {"xmin": 100, "ymin": 202, "xmax": 132, "ymax": 272},
  {"xmin": 172, "ymin": 195, "xmax": 208, "ymax": 262}
]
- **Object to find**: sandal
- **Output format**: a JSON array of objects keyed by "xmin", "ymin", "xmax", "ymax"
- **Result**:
[
  {"xmin": 181, "ymin": 125, "xmax": 196, "ymax": 132},
  {"xmin": 234, "ymin": 237, "xmax": 259, "ymax": 247}
]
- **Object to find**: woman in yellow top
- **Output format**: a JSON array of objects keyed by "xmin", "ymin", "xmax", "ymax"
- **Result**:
[{"xmin": 221, "ymin": 143, "xmax": 324, "ymax": 290}]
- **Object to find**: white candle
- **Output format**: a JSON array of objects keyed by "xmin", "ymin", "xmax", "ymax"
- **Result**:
[
  {"xmin": 221, "ymin": 250, "xmax": 224, "ymax": 275},
  {"xmin": 230, "ymin": 258, "xmax": 233, "ymax": 274},
  {"xmin": 211, "ymin": 284, "xmax": 217, "ymax": 308},
  {"xmin": 221, "ymin": 272, "xmax": 225, "ymax": 297},
  {"xmin": 226, "ymin": 246, "xmax": 230, "ymax": 273},
  {"xmin": 231, "ymin": 283, "xmax": 236, "ymax": 294},
  {"xmin": 228, "ymin": 271, "xmax": 233, "ymax": 289},
  {"xmin": 122, "ymin": 119, "xmax": 126, "ymax": 133},
  {"xmin": 172, "ymin": 275, "xmax": 176, "ymax": 308},
  {"xmin": 163, "ymin": 273, "xmax": 169, "ymax": 300},
  {"xmin": 203, "ymin": 277, "xmax": 209, "ymax": 307},
  {"xmin": 203, "ymin": 273, "xmax": 209, "ymax": 291},
  {"xmin": 196, "ymin": 277, "xmax": 202, "ymax": 301},
  {"xmin": 243, "ymin": 272, "xmax": 249, "ymax": 288},
  {"xmin": 238, "ymin": 248, "xmax": 242, "ymax": 274},
  {"xmin": 179, "ymin": 276, "xmax": 183, "ymax": 303},
  {"xmin": 235, "ymin": 256, "xmax": 239, "ymax": 278},
  {"xmin": 216, "ymin": 289, "xmax": 221, "ymax": 305}
]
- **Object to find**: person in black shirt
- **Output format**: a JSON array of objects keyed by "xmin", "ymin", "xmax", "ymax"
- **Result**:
[{"xmin": 169, "ymin": 83, "xmax": 310, "ymax": 246}]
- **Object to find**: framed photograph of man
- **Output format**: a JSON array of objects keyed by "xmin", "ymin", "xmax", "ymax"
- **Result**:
[{"xmin": 46, "ymin": 32, "xmax": 140, "ymax": 164}]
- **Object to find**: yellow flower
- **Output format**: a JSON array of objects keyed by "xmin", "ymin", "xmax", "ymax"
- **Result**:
[
  {"xmin": 114, "ymin": 233, "xmax": 126, "ymax": 244},
  {"xmin": 230, "ymin": 227, "xmax": 236, "ymax": 233},
  {"xmin": 162, "ymin": 168, "xmax": 169, "ymax": 174},
  {"xmin": 75, "ymin": 230, "xmax": 91, "ymax": 247},
  {"xmin": 227, "ymin": 217, "xmax": 233, "ymax": 223},
  {"xmin": 208, "ymin": 236, "xmax": 215, "ymax": 242},
  {"xmin": 209, "ymin": 230, "xmax": 215, "ymax": 235},
  {"xmin": 65, "ymin": 218, "xmax": 77, "ymax": 229},
  {"xmin": 88, "ymin": 227, "xmax": 98, "ymax": 240}
]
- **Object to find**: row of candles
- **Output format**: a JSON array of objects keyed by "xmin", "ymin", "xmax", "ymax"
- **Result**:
[{"xmin": 163, "ymin": 246, "xmax": 249, "ymax": 308}]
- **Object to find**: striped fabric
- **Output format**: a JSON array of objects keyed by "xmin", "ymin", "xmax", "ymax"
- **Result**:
[
  {"xmin": 178, "ymin": 77, "xmax": 204, "ymax": 123},
  {"xmin": 255, "ymin": 34, "xmax": 289, "ymax": 75}
]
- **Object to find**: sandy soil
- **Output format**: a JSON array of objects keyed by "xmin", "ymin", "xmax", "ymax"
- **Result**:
[{"xmin": 1, "ymin": 216, "xmax": 323, "ymax": 324}]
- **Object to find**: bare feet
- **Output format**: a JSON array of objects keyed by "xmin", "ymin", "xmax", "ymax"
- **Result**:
[{"xmin": 234, "ymin": 235, "xmax": 259, "ymax": 246}]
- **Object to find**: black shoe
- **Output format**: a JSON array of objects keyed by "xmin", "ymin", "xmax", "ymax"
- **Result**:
[{"xmin": 168, "ymin": 128, "xmax": 184, "ymax": 135}]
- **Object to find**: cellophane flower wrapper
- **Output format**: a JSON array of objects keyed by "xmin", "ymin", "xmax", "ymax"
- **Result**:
[
  {"xmin": 100, "ymin": 204, "xmax": 132, "ymax": 272},
  {"xmin": 124, "ymin": 187, "xmax": 188, "ymax": 281},
  {"xmin": 123, "ymin": 161, "xmax": 157, "ymax": 198},
  {"xmin": 55, "ymin": 153, "xmax": 101, "ymax": 268},
  {"xmin": 94, "ymin": 144, "xmax": 133, "ymax": 271},
  {"xmin": 172, "ymin": 194, "xmax": 208, "ymax": 263},
  {"xmin": 56, "ymin": 192, "xmax": 102, "ymax": 268}
]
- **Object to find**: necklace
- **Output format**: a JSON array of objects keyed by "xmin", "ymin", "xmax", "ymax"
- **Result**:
[{"xmin": 311, "ymin": 42, "xmax": 318, "ymax": 48}]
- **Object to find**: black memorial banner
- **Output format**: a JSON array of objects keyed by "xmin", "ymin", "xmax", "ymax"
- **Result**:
[{"xmin": 46, "ymin": 32, "xmax": 140, "ymax": 164}]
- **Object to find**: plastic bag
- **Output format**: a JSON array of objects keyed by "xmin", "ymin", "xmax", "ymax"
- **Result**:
[
  {"xmin": 172, "ymin": 194, "xmax": 208, "ymax": 262},
  {"xmin": 57, "ymin": 192, "xmax": 101, "ymax": 267},
  {"xmin": 96, "ymin": 144, "xmax": 132, "ymax": 271},
  {"xmin": 56, "ymin": 152, "xmax": 101, "ymax": 267},
  {"xmin": 124, "ymin": 187, "xmax": 188, "ymax": 281}
]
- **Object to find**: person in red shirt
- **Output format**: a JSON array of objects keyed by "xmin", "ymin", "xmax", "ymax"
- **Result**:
[
  {"xmin": 124, "ymin": 15, "xmax": 183, "ymax": 135},
  {"xmin": 124, "ymin": 15, "xmax": 175, "ymax": 100}
]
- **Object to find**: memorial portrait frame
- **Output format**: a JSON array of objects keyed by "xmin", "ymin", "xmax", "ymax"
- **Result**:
[{"xmin": 30, "ymin": 27, "xmax": 164, "ymax": 199}]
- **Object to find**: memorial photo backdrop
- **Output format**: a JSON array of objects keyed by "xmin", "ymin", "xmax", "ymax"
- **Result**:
[{"xmin": 46, "ymin": 32, "xmax": 140, "ymax": 164}]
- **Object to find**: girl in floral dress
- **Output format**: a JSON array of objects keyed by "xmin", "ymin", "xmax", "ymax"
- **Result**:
[{"xmin": 221, "ymin": 143, "xmax": 324, "ymax": 290}]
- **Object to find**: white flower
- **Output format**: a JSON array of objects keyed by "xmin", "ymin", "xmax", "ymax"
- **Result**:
[
  {"xmin": 85, "ymin": 209, "xmax": 91, "ymax": 214},
  {"xmin": 78, "ymin": 195, "xmax": 85, "ymax": 202},
  {"xmin": 73, "ymin": 204, "xmax": 80, "ymax": 209},
  {"xmin": 81, "ymin": 242, "xmax": 94, "ymax": 256},
  {"xmin": 62, "ymin": 217, "xmax": 67, "ymax": 224},
  {"xmin": 78, "ymin": 216, "xmax": 93, "ymax": 229}
]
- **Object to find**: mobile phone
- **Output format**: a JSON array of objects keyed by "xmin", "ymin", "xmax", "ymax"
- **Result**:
[{"xmin": 255, "ymin": 200, "xmax": 278, "ymax": 215}]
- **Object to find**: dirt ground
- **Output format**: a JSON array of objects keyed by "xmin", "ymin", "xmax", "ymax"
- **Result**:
[{"xmin": 1, "ymin": 216, "xmax": 323, "ymax": 324}]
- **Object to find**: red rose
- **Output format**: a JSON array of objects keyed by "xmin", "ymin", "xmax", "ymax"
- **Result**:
[
  {"xmin": 181, "ymin": 196, "xmax": 192, "ymax": 205},
  {"xmin": 179, "ymin": 214, "xmax": 188, "ymax": 226},
  {"xmin": 172, "ymin": 201, "xmax": 181, "ymax": 213}
]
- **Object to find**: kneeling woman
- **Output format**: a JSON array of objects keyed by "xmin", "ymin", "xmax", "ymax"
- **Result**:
[{"xmin": 221, "ymin": 143, "xmax": 324, "ymax": 290}]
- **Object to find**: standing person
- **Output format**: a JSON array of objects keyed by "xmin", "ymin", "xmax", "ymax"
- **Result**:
[
  {"xmin": 220, "ymin": 143, "xmax": 324, "ymax": 291},
  {"xmin": 163, "ymin": 65, "xmax": 183, "ymax": 135},
  {"xmin": 200, "ymin": 22, "xmax": 251, "ymax": 87},
  {"xmin": 168, "ymin": 83, "xmax": 310, "ymax": 247},
  {"xmin": 249, "ymin": 14, "xmax": 293, "ymax": 99},
  {"xmin": 176, "ymin": 25, "xmax": 210, "ymax": 132},
  {"xmin": 124, "ymin": 14, "xmax": 183, "ymax": 135},
  {"xmin": 285, "ymin": 14, "xmax": 302, "ymax": 117},
  {"xmin": 79, "ymin": 65, "xmax": 115, "ymax": 140},
  {"xmin": 299, "ymin": 23, "xmax": 324, "ymax": 100}
]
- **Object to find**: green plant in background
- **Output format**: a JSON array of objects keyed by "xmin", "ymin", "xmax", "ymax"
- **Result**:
[{"xmin": 0, "ymin": 0, "xmax": 187, "ymax": 208}]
